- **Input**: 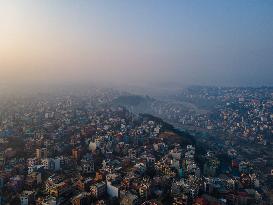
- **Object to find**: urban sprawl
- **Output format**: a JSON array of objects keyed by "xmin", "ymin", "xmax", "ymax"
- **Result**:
[{"xmin": 0, "ymin": 86, "xmax": 272, "ymax": 205}]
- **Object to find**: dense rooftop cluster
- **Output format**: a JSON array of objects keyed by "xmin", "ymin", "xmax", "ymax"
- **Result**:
[
  {"xmin": 0, "ymin": 89, "xmax": 272, "ymax": 204},
  {"xmin": 150, "ymin": 87, "xmax": 272, "ymax": 144}
]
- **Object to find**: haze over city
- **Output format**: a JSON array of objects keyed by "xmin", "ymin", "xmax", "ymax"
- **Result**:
[
  {"xmin": 1, "ymin": 0, "xmax": 273, "ymax": 87},
  {"xmin": 1, "ymin": 1, "xmax": 273, "ymax": 205}
]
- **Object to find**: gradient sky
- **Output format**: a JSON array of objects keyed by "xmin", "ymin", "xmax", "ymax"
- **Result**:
[{"xmin": 1, "ymin": 0, "xmax": 273, "ymax": 86}]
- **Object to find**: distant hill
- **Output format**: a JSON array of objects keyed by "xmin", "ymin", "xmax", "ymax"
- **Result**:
[
  {"xmin": 112, "ymin": 95, "xmax": 155, "ymax": 113},
  {"xmin": 112, "ymin": 95, "xmax": 148, "ymax": 106}
]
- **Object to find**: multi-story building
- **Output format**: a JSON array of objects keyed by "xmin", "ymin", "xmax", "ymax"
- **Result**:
[
  {"xmin": 20, "ymin": 191, "xmax": 36, "ymax": 205},
  {"xmin": 81, "ymin": 160, "xmax": 94, "ymax": 174},
  {"xmin": 72, "ymin": 148, "xmax": 81, "ymax": 160},
  {"xmin": 48, "ymin": 182, "xmax": 72, "ymax": 198},
  {"xmin": 90, "ymin": 182, "xmax": 106, "ymax": 198},
  {"xmin": 72, "ymin": 192, "xmax": 92, "ymax": 205},
  {"xmin": 36, "ymin": 148, "xmax": 48, "ymax": 159}
]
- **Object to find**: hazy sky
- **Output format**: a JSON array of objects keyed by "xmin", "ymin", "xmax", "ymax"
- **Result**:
[{"xmin": 1, "ymin": 0, "xmax": 273, "ymax": 87}]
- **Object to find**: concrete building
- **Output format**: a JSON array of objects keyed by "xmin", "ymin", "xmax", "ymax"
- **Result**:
[
  {"xmin": 90, "ymin": 182, "xmax": 106, "ymax": 198},
  {"xmin": 20, "ymin": 191, "xmax": 36, "ymax": 205}
]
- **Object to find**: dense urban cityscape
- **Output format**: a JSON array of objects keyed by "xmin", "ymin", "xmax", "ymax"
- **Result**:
[
  {"xmin": 1, "ymin": 1, "xmax": 273, "ymax": 204},
  {"xmin": 0, "ymin": 86, "xmax": 272, "ymax": 205}
]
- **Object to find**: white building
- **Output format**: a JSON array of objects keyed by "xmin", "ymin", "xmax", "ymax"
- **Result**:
[{"xmin": 106, "ymin": 181, "xmax": 119, "ymax": 198}]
